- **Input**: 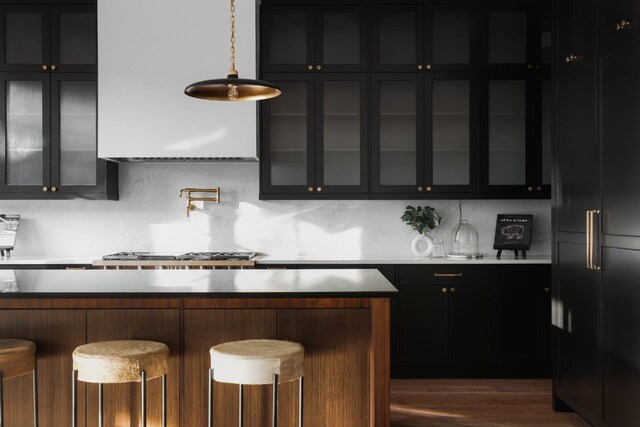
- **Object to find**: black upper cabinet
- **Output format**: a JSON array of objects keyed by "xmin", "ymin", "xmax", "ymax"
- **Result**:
[
  {"xmin": 555, "ymin": 0, "xmax": 596, "ymax": 72},
  {"xmin": 260, "ymin": 1, "xmax": 551, "ymax": 200},
  {"xmin": 0, "ymin": 5, "xmax": 96, "ymax": 73},
  {"xmin": 598, "ymin": 0, "xmax": 640, "ymax": 47},
  {"xmin": 260, "ymin": 72, "xmax": 368, "ymax": 196},
  {"xmin": 372, "ymin": 5, "xmax": 475, "ymax": 73},
  {"xmin": 261, "ymin": 5, "xmax": 368, "ymax": 73}
]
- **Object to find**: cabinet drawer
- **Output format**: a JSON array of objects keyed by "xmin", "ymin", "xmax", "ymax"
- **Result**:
[{"xmin": 399, "ymin": 265, "xmax": 497, "ymax": 285}]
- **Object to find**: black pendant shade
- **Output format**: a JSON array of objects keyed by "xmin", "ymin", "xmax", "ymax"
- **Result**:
[{"xmin": 184, "ymin": 74, "xmax": 281, "ymax": 101}]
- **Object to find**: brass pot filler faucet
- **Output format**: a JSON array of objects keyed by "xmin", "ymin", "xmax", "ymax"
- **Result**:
[{"xmin": 179, "ymin": 188, "xmax": 220, "ymax": 217}]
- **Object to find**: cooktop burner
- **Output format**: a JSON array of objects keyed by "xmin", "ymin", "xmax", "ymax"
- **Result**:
[{"xmin": 102, "ymin": 252, "xmax": 256, "ymax": 261}]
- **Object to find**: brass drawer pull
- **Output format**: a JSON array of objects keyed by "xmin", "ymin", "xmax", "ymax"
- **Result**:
[
  {"xmin": 433, "ymin": 273, "xmax": 463, "ymax": 278},
  {"xmin": 586, "ymin": 210, "xmax": 601, "ymax": 270}
]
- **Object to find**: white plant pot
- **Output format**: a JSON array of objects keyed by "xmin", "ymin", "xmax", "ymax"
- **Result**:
[{"xmin": 411, "ymin": 233, "xmax": 434, "ymax": 257}]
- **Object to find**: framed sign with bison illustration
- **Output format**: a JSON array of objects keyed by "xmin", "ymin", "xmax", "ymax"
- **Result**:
[{"xmin": 493, "ymin": 214, "xmax": 533, "ymax": 258}]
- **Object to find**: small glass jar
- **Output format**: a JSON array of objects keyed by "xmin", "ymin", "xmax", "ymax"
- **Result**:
[{"xmin": 450, "ymin": 219, "xmax": 479, "ymax": 257}]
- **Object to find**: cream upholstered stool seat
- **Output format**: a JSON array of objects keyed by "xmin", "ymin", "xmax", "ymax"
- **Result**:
[
  {"xmin": 0, "ymin": 339, "xmax": 38, "ymax": 427},
  {"xmin": 72, "ymin": 340, "xmax": 169, "ymax": 427},
  {"xmin": 208, "ymin": 339, "xmax": 304, "ymax": 427}
]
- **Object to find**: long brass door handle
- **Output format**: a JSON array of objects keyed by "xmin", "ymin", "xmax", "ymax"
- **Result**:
[
  {"xmin": 433, "ymin": 273, "xmax": 463, "ymax": 278},
  {"xmin": 586, "ymin": 210, "xmax": 601, "ymax": 270}
]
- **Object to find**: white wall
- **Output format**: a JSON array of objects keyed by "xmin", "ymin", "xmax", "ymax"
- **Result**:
[
  {"xmin": 97, "ymin": 0, "xmax": 258, "ymax": 159},
  {"xmin": 1, "ymin": 163, "xmax": 551, "ymax": 258}
]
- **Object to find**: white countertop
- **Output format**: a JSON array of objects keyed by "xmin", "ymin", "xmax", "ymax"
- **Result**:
[{"xmin": 0, "ymin": 254, "xmax": 551, "ymax": 266}]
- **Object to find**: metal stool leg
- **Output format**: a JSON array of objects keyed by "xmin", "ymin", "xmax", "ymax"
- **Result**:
[
  {"xmin": 71, "ymin": 370, "xmax": 78, "ymax": 427},
  {"xmin": 272, "ymin": 373, "xmax": 279, "ymax": 427},
  {"xmin": 162, "ymin": 373, "xmax": 167, "ymax": 427},
  {"xmin": 98, "ymin": 383, "xmax": 103, "ymax": 427},
  {"xmin": 141, "ymin": 370, "xmax": 147, "ymax": 427},
  {"xmin": 238, "ymin": 384, "xmax": 243, "ymax": 427},
  {"xmin": 0, "ymin": 370, "xmax": 4, "ymax": 427},
  {"xmin": 298, "ymin": 376, "xmax": 303, "ymax": 427},
  {"xmin": 208, "ymin": 369, "xmax": 214, "ymax": 427},
  {"xmin": 32, "ymin": 367, "xmax": 38, "ymax": 427}
]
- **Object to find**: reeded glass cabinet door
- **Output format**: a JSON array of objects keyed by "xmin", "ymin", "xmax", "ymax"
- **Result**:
[
  {"xmin": 0, "ymin": 6, "xmax": 50, "ymax": 72},
  {"xmin": 426, "ymin": 74, "xmax": 475, "ymax": 193},
  {"xmin": 51, "ymin": 6, "xmax": 97, "ymax": 72},
  {"xmin": 372, "ymin": 6, "xmax": 423, "ymax": 72},
  {"xmin": 371, "ymin": 74, "xmax": 424, "ymax": 194},
  {"xmin": 486, "ymin": 9, "xmax": 527, "ymax": 67},
  {"xmin": 260, "ymin": 74, "xmax": 314, "ymax": 194},
  {"xmin": 261, "ymin": 6, "xmax": 314, "ymax": 73},
  {"xmin": 315, "ymin": 74, "xmax": 367, "ymax": 193},
  {"xmin": 0, "ymin": 73, "xmax": 50, "ymax": 193},
  {"xmin": 317, "ymin": 6, "xmax": 368, "ymax": 72},
  {"xmin": 427, "ymin": 7, "xmax": 475, "ymax": 71},
  {"xmin": 51, "ymin": 73, "xmax": 103, "ymax": 194}
]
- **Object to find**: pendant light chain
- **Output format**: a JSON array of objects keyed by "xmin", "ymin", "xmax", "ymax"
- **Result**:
[{"xmin": 229, "ymin": 0, "xmax": 238, "ymax": 75}]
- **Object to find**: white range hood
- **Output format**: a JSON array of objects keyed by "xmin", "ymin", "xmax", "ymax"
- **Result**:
[{"xmin": 97, "ymin": 0, "xmax": 259, "ymax": 161}]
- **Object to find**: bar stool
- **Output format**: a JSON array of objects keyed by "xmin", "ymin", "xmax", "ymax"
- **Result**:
[
  {"xmin": 208, "ymin": 339, "xmax": 304, "ymax": 427},
  {"xmin": 72, "ymin": 340, "xmax": 169, "ymax": 427},
  {"xmin": 0, "ymin": 339, "xmax": 38, "ymax": 427}
]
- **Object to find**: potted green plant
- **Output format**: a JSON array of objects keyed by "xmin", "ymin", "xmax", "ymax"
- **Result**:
[{"xmin": 401, "ymin": 205, "xmax": 442, "ymax": 257}]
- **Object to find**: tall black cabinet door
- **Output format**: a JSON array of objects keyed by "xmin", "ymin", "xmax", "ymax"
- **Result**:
[
  {"xmin": 315, "ymin": 74, "xmax": 367, "ymax": 194},
  {"xmin": 603, "ymin": 247, "xmax": 640, "ymax": 427},
  {"xmin": 50, "ymin": 73, "xmax": 105, "ymax": 196},
  {"xmin": 260, "ymin": 74, "xmax": 315, "ymax": 195},
  {"xmin": 371, "ymin": 6, "xmax": 424, "ymax": 72},
  {"xmin": 261, "ymin": 6, "xmax": 314, "ymax": 73},
  {"xmin": 316, "ymin": 6, "xmax": 368, "ymax": 73},
  {"xmin": 0, "ymin": 73, "xmax": 51, "ymax": 194},
  {"xmin": 50, "ymin": 6, "xmax": 97, "ymax": 73},
  {"xmin": 0, "ymin": 6, "xmax": 50, "ymax": 72},
  {"xmin": 601, "ymin": 38, "xmax": 640, "ymax": 238},
  {"xmin": 555, "ymin": 56, "xmax": 598, "ymax": 233},
  {"xmin": 398, "ymin": 285, "xmax": 448, "ymax": 370},
  {"xmin": 371, "ymin": 73, "xmax": 424, "ymax": 195},
  {"xmin": 554, "ymin": 242, "xmax": 602, "ymax": 423},
  {"xmin": 425, "ymin": 72, "xmax": 476, "ymax": 194}
]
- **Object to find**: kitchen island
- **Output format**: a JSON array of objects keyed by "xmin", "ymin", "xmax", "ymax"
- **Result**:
[{"xmin": 0, "ymin": 269, "xmax": 396, "ymax": 427}]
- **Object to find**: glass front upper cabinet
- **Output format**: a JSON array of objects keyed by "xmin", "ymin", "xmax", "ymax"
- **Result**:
[
  {"xmin": 261, "ymin": 6, "xmax": 367, "ymax": 73},
  {"xmin": 427, "ymin": 74, "xmax": 475, "ymax": 193},
  {"xmin": 373, "ymin": 6, "xmax": 475, "ymax": 72},
  {"xmin": 51, "ymin": 6, "xmax": 97, "ymax": 72},
  {"xmin": 0, "ymin": 6, "xmax": 49, "ymax": 72},
  {"xmin": 0, "ymin": 74, "xmax": 50, "ymax": 193}
]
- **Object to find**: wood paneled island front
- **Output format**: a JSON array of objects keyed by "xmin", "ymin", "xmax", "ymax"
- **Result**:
[{"xmin": 0, "ymin": 269, "xmax": 396, "ymax": 427}]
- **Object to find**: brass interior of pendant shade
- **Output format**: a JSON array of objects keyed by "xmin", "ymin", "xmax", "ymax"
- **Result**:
[{"xmin": 184, "ymin": 0, "xmax": 281, "ymax": 101}]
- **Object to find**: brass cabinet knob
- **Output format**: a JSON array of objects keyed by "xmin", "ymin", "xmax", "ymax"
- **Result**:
[
  {"xmin": 425, "ymin": 64, "xmax": 432, "ymax": 70},
  {"xmin": 616, "ymin": 19, "xmax": 632, "ymax": 31},
  {"xmin": 441, "ymin": 287, "xmax": 448, "ymax": 293},
  {"xmin": 51, "ymin": 64, "xmax": 57, "ymax": 70},
  {"xmin": 418, "ymin": 64, "xmax": 423, "ymax": 70},
  {"xmin": 307, "ymin": 186, "xmax": 314, "ymax": 192},
  {"xmin": 42, "ymin": 186, "xmax": 49, "ymax": 192},
  {"xmin": 565, "ymin": 54, "xmax": 583, "ymax": 63},
  {"xmin": 417, "ymin": 186, "xmax": 424, "ymax": 192},
  {"xmin": 308, "ymin": 65, "xmax": 313, "ymax": 70},
  {"xmin": 51, "ymin": 186, "xmax": 57, "ymax": 192},
  {"xmin": 450, "ymin": 287, "xmax": 456, "ymax": 293},
  {"xmin": 528, "ymin": 64, "xmax": 534, "ymax": 69},
  {"xmin": 426, "ymin": 186, "xmax": 432, "ymax": 192},
  {"xmin": 544, "ymin": 287, "xmax": 551, "ymax": 293},
  {"xmin": 316, "ymin": 187, "xmax": 322, "ymax": 192},
  {"xmin": 42, "ymin": 64, "xmax": 48, "ymax": 70},
  {"xmin": 316, "ymin": 65, "xmax": 322, "ymax": 70},
  {"xmin": 528, "ymin": 186, "xmax": 534, "ymax": 192},
  {"xmin": 536, "ymin": 186, "xmax": 542, "ymax": 191}
]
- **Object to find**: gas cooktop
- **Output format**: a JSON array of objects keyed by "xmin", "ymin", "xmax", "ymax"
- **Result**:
[{"xmin": 102, "ymin": 252, "xmax": 256, "ymax": 261}]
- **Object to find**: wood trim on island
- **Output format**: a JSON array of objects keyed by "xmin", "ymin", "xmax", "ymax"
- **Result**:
[{"xmin": 0, "ymin": 296, "xmax": 391, "ymax": 427}]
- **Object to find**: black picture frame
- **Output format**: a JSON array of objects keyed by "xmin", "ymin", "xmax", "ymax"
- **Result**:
[{"xmin": 493, "ymin": 214, "xmax": 533, "ymax": 258}]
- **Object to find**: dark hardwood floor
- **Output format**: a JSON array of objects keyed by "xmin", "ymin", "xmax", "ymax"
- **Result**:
[{"xmin": 391, "ymin": 379, "xmax": 590, "ymax": 427}]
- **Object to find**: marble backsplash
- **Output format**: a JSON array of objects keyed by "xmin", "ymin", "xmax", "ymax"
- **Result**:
[{"xmin": 0, "ymin": 162, "xmax": 551, "ymax": 258}]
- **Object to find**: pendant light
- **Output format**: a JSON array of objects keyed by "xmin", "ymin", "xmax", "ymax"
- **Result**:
[{"xmin": 184, "ymin": 0, "xmax": 281, "ymax": 101}]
